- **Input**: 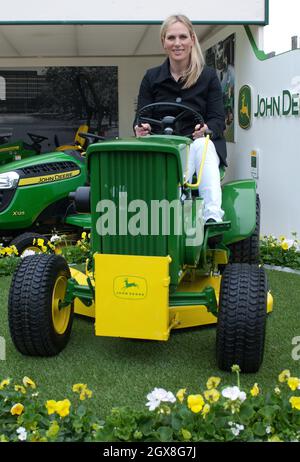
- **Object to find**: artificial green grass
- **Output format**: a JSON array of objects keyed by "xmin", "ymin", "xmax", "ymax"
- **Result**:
[{"xmin": 0, "ymin": 270, "xmax": 299, "ymax": 417}]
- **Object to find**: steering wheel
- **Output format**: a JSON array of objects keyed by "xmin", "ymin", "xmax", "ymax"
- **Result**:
[
  {"xmin": 136, "ymin": 102, "xmax": 205, "ymax": 138},
  {"xmin": 27, "ymin": 133, "xmax": 48, "ymax": 145}
]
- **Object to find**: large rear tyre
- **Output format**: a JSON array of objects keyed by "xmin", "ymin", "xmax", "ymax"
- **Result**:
[
  {"xmin": 216, "ymin": 263, "xmax": 267, "ymax": 373},
  {"xmin": 8, "ymin": 254, "xmax": 73, "ymax": 356},
  {"xmin": 10, "ymin": 232, "xmax": 50, "ymax": 256},
  {"xmin": 228, "ymin": 194, "xmax": 260, "ymax": 264}
]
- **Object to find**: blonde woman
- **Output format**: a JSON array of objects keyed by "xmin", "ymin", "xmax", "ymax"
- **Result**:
[{"xmin": 134, "ymin": 14, "xmax": 227, "ymax": 223}]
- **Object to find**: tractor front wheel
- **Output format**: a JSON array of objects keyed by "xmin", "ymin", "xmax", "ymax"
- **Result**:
[
  {"xmin": 8, "ymin": 254, "xmax": 73, "ymax": 356},
  {"xmin": 216, "ymin": 263, "xmax": 267, "ymax": 373}
]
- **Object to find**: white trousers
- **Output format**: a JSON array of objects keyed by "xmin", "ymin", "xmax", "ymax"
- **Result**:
[{"xmin": 187, "ymin": 138, "xmax": 224, "ymax": 222}]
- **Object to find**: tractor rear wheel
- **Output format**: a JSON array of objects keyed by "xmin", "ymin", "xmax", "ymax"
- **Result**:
[
  {"xmin": 228, "ymin": 194, "xmax": 260, "ymax": 264},
  {"xmin": 216, "ymin": 263, "xmax": 267, "ymax": 373},
  {"xmin": 8, "ymin": 254, "xmax": 73, "ymax": 356},
  {"xmin": 10, "ymin": 232, "xmax": 51, "ymax": 256}
]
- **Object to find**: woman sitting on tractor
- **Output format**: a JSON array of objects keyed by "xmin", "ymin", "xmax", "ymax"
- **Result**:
[{"xmin": 134, "ymin": 14, "xmax": 227, "ymax": 223}]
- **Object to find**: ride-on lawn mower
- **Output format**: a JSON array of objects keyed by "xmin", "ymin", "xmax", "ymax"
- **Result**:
[
  {"xmin": 0, "ymin": 126, "xmax": 98, "ymax": 254},
  {"xmin": 8, "ymin": 103, "xmax": 273, "ymax": 372}
]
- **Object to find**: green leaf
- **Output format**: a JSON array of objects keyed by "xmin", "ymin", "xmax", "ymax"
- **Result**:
[
  {"xmin": 157, "ymin": 426, "xmax": 173, "ymax": 442},
  {"xmin": 239, "ymin": 403, "xmax": 255, "ymax": 423},
  {"xmin": 252, "ymin": 422, "xmax": 267, "ymax": 437},
  {"xmin": 258, "ymin": 405, "xmax": 280, "ymax": 419}
]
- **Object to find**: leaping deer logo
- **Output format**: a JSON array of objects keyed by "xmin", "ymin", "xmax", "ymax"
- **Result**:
[
  {"xmin": 240, "ymin": 94, "xmax": 249, "ymax": 120},
  {"xmin": 123, "ymin": 278, "xmax": 139, "ymax": 289}
]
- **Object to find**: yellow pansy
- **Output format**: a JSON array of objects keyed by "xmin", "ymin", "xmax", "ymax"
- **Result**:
[
  {"xmin": 187, "ymin": 394, "xmax": 204, "ymax": 413},
  {"xmin": 201, "ymin": 403, "xmax": 210, "ymax": 418},
  {"xmin": 46, "ymin": 400, "xmax": 57, "ymax": 415},
  {"xmin": 55, "ymin": 399, "xmax": 71, "ymax": 418},
  {"xmin": 289, "ymin": 396, "xmax": 300, "ymax": 410},
  {"xmin": 176, "ymin": 388, "xmax": 187, "ymax": 403},
  {"xmin": 22, "ymin": 376, "xmax": 36, "ymax": 389},
  {"xmin": 204, "ymin": 389, "xmax": 220, "ymax": 403},
  {"xmin": 14, "ymin": 385, "xmax": 26, "ymax": 394},
  {"xmin": 0, "ymin": 378, "xmax": 10, "ymax": 389},
  {"xmin": 37, "ymin": 238, "xmax": 45, "ymax": 247},
  {"xmin": 281, "ymin": 241, "xmax": 289, "ymax": 250},
  {"xmin": 81, "ymin": 232, "xmax": 87, "ymax": 240},
  {"xmin": 287, "ymin": 377, "xmax": 300, "ymax": 391},
  {"xmin": 10, "ymin": 403, "xmax": 24, "ymax": 416},
  {"xmin": 250, "ymin": 383, "xmax": 260, "ymax": 397},
  {"xmin": 72, "ymin": 383, "xmax": 87, "ymax": 393},
  {"xmin": 279, "ymin": 235, "xmax": 286, "ymax": 241},
  {"xmin": 278, "ymin": 369, "xmax": 290, "ymax": 383},
  {"xmin": 206, "ymin": 376, "xmax": 221, "ymax": 390}
]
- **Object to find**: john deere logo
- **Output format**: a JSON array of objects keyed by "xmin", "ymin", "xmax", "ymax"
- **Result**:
[
  {"xmin": 239, "ymin": 85, "xmax": 252, "ymax": 129},
  {"xmin": 114, "ymin": 276, "xmax": 147, "ymax": 300}
]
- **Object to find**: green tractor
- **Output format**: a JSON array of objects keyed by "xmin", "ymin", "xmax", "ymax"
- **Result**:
[
  {"xmin": 8, "ymin": 103, "xmax": 272, "ymax": 372},
  {"xmin": 0, "ymin": 127, "xmax": 100, "ymax": 254}
]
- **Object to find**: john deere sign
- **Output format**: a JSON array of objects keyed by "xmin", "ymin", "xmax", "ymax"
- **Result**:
[
  {"xmin": 254, "ymin": 90, "xmax": 300, "ymax": 117},
  {"xmin": 239, "ymin": 85, "xmax": 300, "ymax": 129},
  {"xmin": 238, "ymin": 85, "xmax": 252, "ymax": 129}
]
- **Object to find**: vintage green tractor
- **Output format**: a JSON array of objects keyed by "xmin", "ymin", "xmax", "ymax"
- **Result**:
[{"xmin": 8, "ymin": 103, "xmax": 272, "ymax": 372}]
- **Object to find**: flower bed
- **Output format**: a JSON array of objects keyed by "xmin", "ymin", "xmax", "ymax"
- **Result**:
[{"xmin": 1, "ymin": 367, "xmax": 300, "ymax": 442}]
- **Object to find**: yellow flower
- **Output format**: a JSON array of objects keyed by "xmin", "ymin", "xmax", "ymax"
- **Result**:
[
  {"xmin": 287, "ymin": 377, "xmax": 300, "ymax": 391},
  {"xmin": 176, "ymin": 388, "xmax": 186, "ymax": 403},
  {"xmin": 279, "ymin": 235, "xmax": 286, "ymax": 241},
  {"xmin": 46, "ymin": 400, "xmax": 57, "ymax": 415},
  {"xmin": 281, "ymin": 241, "xmax": 289, "ymax": 250},
  {"xmin": 250, "ymin": 383, "xmax": 260, "ymax": 397},
  {"xmin": 10, "ymin": 245, "xmax": 18, "ymax": 256},
  {"xmin": 204, "ymin": 389, "xmax": 220, "ymax": 403},
  {"xmin": 81, "ymin": 232, "xmax": 87, "ymax": 240},
  {"xmin": 289, "ymin": 396, "xmax": 300, "ymax": 410},
  {"xmin": 274, "ymin": 387, "xmax": 281, "ymax": 395},
  {"xmin": 278, "ymin": 369, "xmax": 290, "ymax": 383},
  {"xmin": 72, "ymin": 383, "xmax": 87, "ymax": 393},
  {"xmin": 201, "ymin": 403, "xmax": 210, "ymax": 418},
  {"xmin": 206, "ymin": 376, "xmax": 221, "ymax": 390},
  {"xmin": 22, "ymin": 376, "xmax": 36, "ymax": 389},
  {"xmin": 0, "ymin": 378, "xmax": 10, "ymax": 389},
  {"xmin": 14, "ymin": 385, "xmax": 26, "ymax": 394},
  {"xmin": 37, "ymin": 238, "xmax": 45, "ymax": 247},
  {"xmin": 10, "ymin": 403, "xmax": 24, "ymax": 416},
  {"xmin": 41, "ymin": 246, "xmax": 48, "ymax": 253},
  {"xmin": 187, "ymin": 394, "xmax": 204, "ymax": 413},
  {"xmin": 55, "ymin": 399, "xmax": 71, "ymax": 418}
]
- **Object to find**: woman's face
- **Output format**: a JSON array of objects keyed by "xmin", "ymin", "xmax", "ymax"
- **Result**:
[{"xmin": 162, "ymin": 22, "xmax": 195, "ymax": 65}]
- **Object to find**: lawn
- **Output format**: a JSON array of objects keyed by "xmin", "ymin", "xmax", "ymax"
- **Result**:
[{"xmin": 0, "ymin": 269, "xmax": 299, "ymax": 417}]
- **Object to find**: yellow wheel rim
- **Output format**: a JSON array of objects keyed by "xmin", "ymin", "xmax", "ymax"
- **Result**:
[{"xmin": 52, "ymin": 274, "xmax": 71, "ymax": 335}]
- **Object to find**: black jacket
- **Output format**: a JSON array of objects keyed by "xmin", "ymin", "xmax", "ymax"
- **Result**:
[{"xmin": 135, "ymin": 59, "xmax": 227, "ymax": 166}]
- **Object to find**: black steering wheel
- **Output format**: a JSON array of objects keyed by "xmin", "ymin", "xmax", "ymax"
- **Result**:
[{"xmin": 136, "ymin": 102, "xmax": 205, "ymax": 138}]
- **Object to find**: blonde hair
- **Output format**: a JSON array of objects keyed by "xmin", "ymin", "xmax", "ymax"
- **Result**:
[{"xmin": 160, "ymin": 14, "xmax": 205, "ymax": 89}]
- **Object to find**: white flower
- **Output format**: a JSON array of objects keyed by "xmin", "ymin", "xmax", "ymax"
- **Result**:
[
  {"xmin": 16, "ymin": 427, "xmax": 27, "ymax": 441},
  {"xmin": 146, "ymin": 387, "xmax": 176, "ymax": 411},
  {"xmin": 282, "ymin": 239, "xmax": 294, "ymax": 249},
  {"xmin": 50, "ymin": 234, "xmax": 60, "ymax": 243},
  {"xmin": 21, "ymin": 249, "xmax": 36, "ymax": 258},
  {"xmin": 229, "ymin": 423, "xmax": 244, "ymax": 437},
  {"xmin": 222, "ymin": 386, "xmax": 246, "ymax": 402},
  {"xmin": 266, "ymin": 426, "xmax": 272, "ymax": 434}
]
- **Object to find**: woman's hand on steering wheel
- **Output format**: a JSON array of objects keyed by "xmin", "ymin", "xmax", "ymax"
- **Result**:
[
  {"xmin": 134, "ymin": 123, "xmax": 151, "ymax": 137},
  {"xmin": 193, "ymin": 123, "xmax": 209, "ymax": 140}
]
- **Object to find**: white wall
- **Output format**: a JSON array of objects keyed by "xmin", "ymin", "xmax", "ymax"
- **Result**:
[{"xmin": 203, "ymin": 25, "xmax": 300, "ymax": 238}]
